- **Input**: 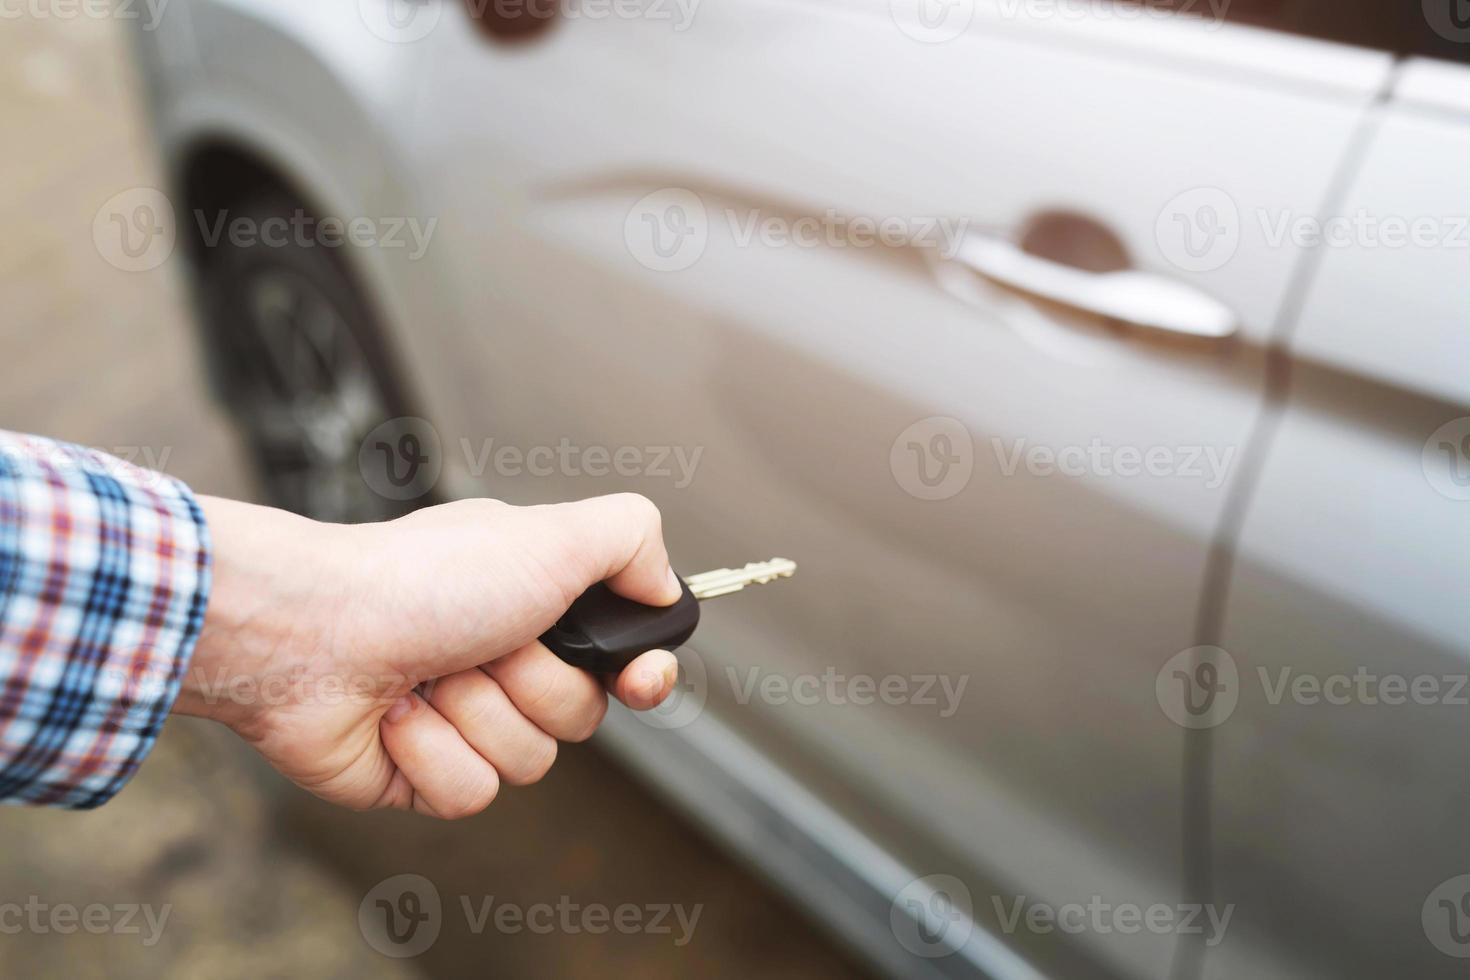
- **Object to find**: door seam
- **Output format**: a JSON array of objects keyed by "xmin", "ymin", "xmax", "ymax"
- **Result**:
[{"xmin": 1166, "ymin": 59, "xmax": 1402, "ymax": 980}]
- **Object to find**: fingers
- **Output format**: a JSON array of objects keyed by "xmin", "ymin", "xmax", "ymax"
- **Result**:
[
  {"xmin": 379, "ymin": 691, "xmax": 501, "ymax": 819},
  {"xmin": 532, "ymin": 493, "xmax": 682, "ymax": 608},
  {"xmin": 485, "ymin": 641, "xmax": 609, "ymax": 742},
  {"xmin": 425, "ymin": 667, "xmax": 559, "ymax": 786},
  {"xmin": 384, "ymin": 643, "xmax": 677, "ymax": 815},
  {"xmin": 610, "ymin": 649, "xmax": 680, "ymax": 711}
]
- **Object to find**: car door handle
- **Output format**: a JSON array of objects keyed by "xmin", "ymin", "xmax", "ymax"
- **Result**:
[{"xmin": 950, "ymin": 233, "xmax": 1238, "ymax": 339}]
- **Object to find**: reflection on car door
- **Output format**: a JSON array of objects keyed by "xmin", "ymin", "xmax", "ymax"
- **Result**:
[
  {"xmin": 402, "ymin": 3, "xmax": 1389, "ymax": 976},
  {"xmin": 1207, "ymin": 57, "xmax": 1470, "ymax": 980}
]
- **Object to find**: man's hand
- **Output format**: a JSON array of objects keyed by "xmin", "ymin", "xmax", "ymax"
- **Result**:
[{"xmin": 178, "ymin": 494, "xmax": 683, "ymax": 819}]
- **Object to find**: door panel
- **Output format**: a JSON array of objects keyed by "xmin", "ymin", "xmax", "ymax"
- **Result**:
[
  {"xmin": 1207, "ymin": 60, "xmax": 1470, "ymax": 980},
  {"xmin": 403, "ymin": 4, "xmax": 1384, "ymax": 975}
]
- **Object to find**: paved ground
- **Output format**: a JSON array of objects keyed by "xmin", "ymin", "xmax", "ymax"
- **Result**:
[{"xmin": 0, "ymin": 13, "xmax": 866, "ymax": 979}]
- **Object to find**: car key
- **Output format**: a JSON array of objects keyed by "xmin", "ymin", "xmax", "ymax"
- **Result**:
[{"xmin": 540, "ymin": 558, "xmax": 796, "ymax": 673}]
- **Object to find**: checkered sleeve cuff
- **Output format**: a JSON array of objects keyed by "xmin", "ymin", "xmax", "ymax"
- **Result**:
[{"xmin": 0, "ymin": 431, "xmax": 212, "ymax": 808}]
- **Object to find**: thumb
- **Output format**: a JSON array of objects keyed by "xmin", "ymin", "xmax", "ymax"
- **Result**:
[{"xmin": 529, "ymin": 493, "xmax": 683, "ymax": 609}]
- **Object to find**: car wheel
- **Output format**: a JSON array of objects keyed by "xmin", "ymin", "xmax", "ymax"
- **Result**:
[{"xmin": 197, "ymin": 191, "xmax": 424, "ymax": 523}]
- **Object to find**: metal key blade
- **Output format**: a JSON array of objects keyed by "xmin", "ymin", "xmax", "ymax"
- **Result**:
[{"xmin": 685, "ymin": 558, "xmax": 797, "ymax": 601}]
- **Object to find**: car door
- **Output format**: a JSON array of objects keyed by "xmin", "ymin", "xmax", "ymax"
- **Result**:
[
  {"xmin": 1204, "ymin": 54, "xmax": 1470, "ymax": 980},
  {"xmin": 395, "ymin": 2, "xmax": 1389, "ymax": 976}
]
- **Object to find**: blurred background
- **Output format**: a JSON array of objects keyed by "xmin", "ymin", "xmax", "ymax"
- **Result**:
[
  {"xmin": 6, "ymin": 1, "xmax": 1470, "ymax": 979},
  {"xmin": 0, "ymin": 11, "xmax": 863, "ymax": 980}
]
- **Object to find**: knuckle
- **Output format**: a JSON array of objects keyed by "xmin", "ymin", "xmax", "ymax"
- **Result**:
[
  {"xmin": 431, "ymin": 670, "xmax": 498, "ymax": 727},
  {"xmin": 617, "ymin": 492, "xmax": 662, "ymax": 530},
  {"xmin": 506, "ymin": 737, "xmax": 558, "ymax": 786},
  {"xmin": 565, "ymin": 691, "xmax": 609, "ymax": 743},
  {"xmin": 447, "ymin": 778, "xmax": 500, "ymax": 820}
]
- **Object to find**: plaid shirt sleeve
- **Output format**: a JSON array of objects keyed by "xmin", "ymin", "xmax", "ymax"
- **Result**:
[{"xmin": 0, "ymin": 431, "xmax": 211, "ymax": 809}]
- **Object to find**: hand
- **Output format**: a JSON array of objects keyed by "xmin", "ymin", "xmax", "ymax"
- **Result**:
[{"xmin": 177, "ymin": 494, "xmax": 683, "ymax": 818}]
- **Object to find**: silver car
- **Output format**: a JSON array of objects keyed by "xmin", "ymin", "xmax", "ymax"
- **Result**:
[{"xmin": 129, "ymin": 1, "xmax": 1470, "ymax": 977}]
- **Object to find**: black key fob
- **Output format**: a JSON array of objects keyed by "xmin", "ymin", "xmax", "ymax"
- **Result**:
[{"xmin": 540, "ymin": 578, "xmax": 700, "ymax": 674}]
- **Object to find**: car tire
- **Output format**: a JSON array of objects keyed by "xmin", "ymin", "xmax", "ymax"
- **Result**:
[{"xmin": 195, "ymin": 190, "xmax": 428, "ymax": 523}]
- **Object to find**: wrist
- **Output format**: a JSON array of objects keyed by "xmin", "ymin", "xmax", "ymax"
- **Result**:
[{"xmin": 177, "ymin": 496, "xmax": 356, "ymax": 732}]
